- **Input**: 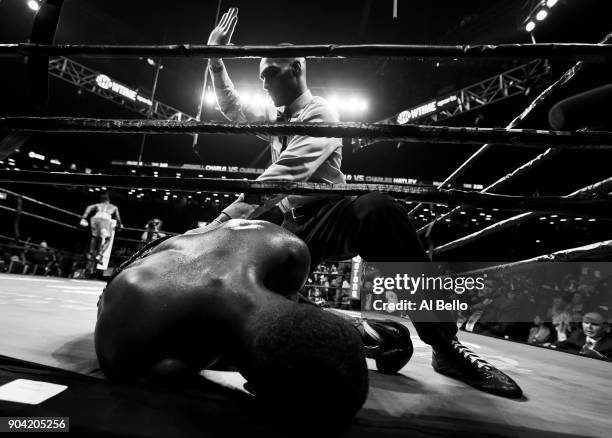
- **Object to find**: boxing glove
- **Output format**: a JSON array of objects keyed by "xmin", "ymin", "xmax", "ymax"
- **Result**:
[{"xmin": 362, "ymin": 319, "xmax": 413, "ymax": 374}]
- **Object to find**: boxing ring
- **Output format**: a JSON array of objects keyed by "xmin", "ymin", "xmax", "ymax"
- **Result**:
[
  {"xmin": 1, "ymin": 1, "xmax": 612, "ymax": 436},
  {"xmin": 1, "ymin": 273, "xmax": 611, "ymax": 437}
]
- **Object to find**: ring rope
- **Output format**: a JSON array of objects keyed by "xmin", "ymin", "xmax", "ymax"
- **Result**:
[
  {"xmin": 121, "ymin": 227, "xmax": 178, "ymax": 236},
  {"xmin": 409, "ymin": 30, "xmax": 612, "ymax": 219},
  {"xmin": 417, "ymin": 148, "xmax": 561, "ymax": 233},
  {"xmin": 0, "ymin": 187, "xmax": 179, "ymax": 236},
  {"xmin": 1, "ymin": 170, "xmax": 611, "ymax": 219},
  {"xmin": 0, "ymin": 204, "xmax": 147, "ymax": 246},
  {"xmin": 0, "ymin": 233, "xmax": 83, "ymax": 259},
  {"xmin": 2, "ymin": 118, "xmax": 612, "ymax": 149},
  {"xmin": 432, "ymin": 176, "xmax": 612, "ymax": 254},
  {"xmin": 456, "ymin": 240, "xmax": 612, "ymax": 277},
  {"xmin": 0, "ymin": 204, "xmax": 84, "ymax": 231},
  {"xmin": 114, "ymin": 236, "xmax": 147, "ymax": 244},
  {"xmin": 0, "ymin": 187, "xmax": 81, "ymax": 219},
  {"xmin": 1, "ymin": 43, "xmax": 611, "ymax": 62}
]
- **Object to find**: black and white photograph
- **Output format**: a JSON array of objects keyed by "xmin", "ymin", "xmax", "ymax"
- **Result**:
[{"xmin": 0, "ymin": 0, "xmax": 610, "ymax": 436}]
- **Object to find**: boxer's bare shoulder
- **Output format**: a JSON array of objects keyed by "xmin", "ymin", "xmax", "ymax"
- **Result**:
[
  {"xmin": 100, "ymin": 219, "xmax": 309, "ymax": 313},
  {"xmin": 182, "ymin": 219, "xmax": 307, "ymax": 254},
  {"xmin": 95, "ymin": 219, "xmax": 310, "ymax": 381}
]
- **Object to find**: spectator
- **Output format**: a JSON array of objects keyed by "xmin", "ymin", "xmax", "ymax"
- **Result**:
[
  {"xmin": 527, "ymin": 315, "xmax": 552, "ymax": 345},
  {"xmin": 342, "ymin": 276, "xmax": 350, "ymax": 292},
  {"xmin": 141, "ymin": 218, "xmax": 167, "ymax": 245},
  {"xmin": 570, "ymin": 292, "xmax": 585, "ymax": 314},
  {"xmin": 330, "ymin": 275, "xmax": 342, "ymax": 306},
  {"xmin": 552, "ymin": 311, "xmax": 573, "ymax": 343},
  {"xmin": 547, "ymin": 296, "xmax": 568, "ymax": 321},
  {"xmin": 553, "ymin": 312, "xmax": 612, "ymax": 360}
]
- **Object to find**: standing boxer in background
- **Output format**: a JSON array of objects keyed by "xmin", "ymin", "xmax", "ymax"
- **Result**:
[{"xmin": 80, "ymin": 192, "xmax": 122, "ymax": 263}]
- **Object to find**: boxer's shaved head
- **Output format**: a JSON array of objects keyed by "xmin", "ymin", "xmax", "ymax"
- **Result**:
[{"xmin": 245, "ymin": 300, "xmax": 368, "ymax": 431}]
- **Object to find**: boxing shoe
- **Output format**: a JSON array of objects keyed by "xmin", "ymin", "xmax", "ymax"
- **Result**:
[
  {"xmin": 432, "ymin": 338, "xmax": 523, "ymax": 398},
  {"xmin": 362, "ymin": 319, "xmax": 413, "ymax": 374}
]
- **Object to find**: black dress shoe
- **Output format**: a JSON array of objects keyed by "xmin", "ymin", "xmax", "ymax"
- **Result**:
[{"xmin": 432, "ymin": 338, "xmax": 523, "ymax": 398}]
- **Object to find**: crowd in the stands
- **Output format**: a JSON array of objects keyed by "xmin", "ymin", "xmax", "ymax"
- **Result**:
[
  {"xmin": 303, "ymin": 262, "xmax": 353, "ymax": 308},
  {"xmin": 456, "ymin": 268, "xmax": 612, "ymax": 360}
]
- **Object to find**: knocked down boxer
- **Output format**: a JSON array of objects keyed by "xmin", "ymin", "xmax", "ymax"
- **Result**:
[{"xmin": 96, "ymin": 219, "xmax": 411, "ymax": 430}]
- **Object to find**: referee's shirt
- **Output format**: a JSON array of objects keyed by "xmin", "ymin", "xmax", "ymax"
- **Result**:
[{"xmin": 210, "ymin": 64, "xmax": 345, "ymax": 219}]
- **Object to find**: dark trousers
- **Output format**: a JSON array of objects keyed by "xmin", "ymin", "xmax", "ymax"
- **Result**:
[{"xmin": 283, "ymin": 193, "xmax": 458, "ymax": 347}]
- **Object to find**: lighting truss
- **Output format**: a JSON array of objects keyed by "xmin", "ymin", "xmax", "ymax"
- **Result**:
[
  {"xmin": 352, "ymin": 59, "xmax": 552, "ymax": 149},
  {"xmin": 48, "ymin": 57, "xmax": 196, "ymax": 121}
]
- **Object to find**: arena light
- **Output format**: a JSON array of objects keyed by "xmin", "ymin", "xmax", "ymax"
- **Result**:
[
  {"xmin": 204, "ymin": 91, "xmax": 216, "ymax": 106},
  {"xmin": 240, "ymin": 91, "xmax": 251, "ymax": 104},
  {"xmin": 28, "ymin": 151, "xmax": 45, "ymax": 160},
  {"xmin": 326, "ymin": 94, "xmax": 368, "ymax": 114},
  {"xmin": 536, "ymin": 9, "xmax": 548, "ymax": 21},
  {"xmin": 327, "ymin": 95, "xmax": 340, "ymax": 110},
  {"xmin": 546, "ymin": 0, "xmax": 558, "ymax": 7},
  {"xmin": 348, "ymin": 97, "xmax": 360, "ymax": 112},
  {"xmin": 27, "ymin": 0, "xmax": 40, "ymax": 12},
  {"xmin": 236, "ymin": 89, "xmax": 271, "ymax": 109},
  {"xmin": 525, "ymin": 21, "xmax": 536, "ymax": 32}
]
